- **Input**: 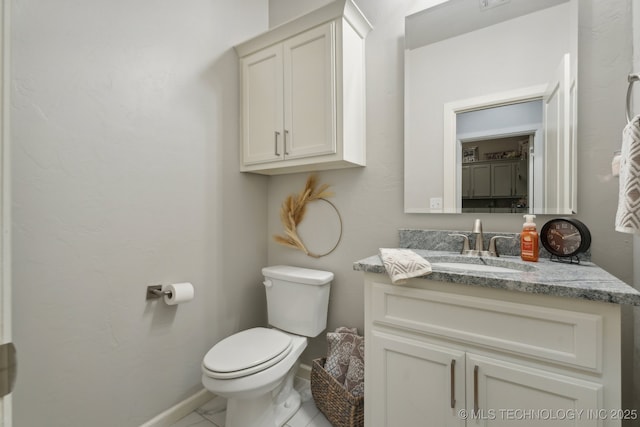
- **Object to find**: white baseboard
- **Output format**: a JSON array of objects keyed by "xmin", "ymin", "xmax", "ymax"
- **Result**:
[
  {"xmin": 139, "ymin": 364, "xmax": 312, "ymax": 427},
  {"xmin": 139, "ymin": 388, "xmax": 214, "ymax": 427},
  {"xmin": 297, "ymin": 362, "xmax": 312, "ymax": 381}
]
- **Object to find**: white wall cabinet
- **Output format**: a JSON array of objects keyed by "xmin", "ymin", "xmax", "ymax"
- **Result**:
[
  {"xmin": 364, "ymin": 274, "xmax": 622, "ymax": 427},
  {"xmin": 235, "ymin": 0, "xmax": 371, "ymax": 175}
]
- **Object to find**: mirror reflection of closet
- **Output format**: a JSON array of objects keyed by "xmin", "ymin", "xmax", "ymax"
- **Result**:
[{"xmin": 457, "ymin": 99, "xmax": 541, "ymax": 214}]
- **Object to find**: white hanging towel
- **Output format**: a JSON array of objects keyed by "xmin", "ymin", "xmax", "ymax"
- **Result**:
[
  {"xmin": 379, "ymin": 248, "xmax": 432, "ymax": 285},
  {"xmin": 615, "ymin": 115, "xmax": 640, "ymax": 234}
]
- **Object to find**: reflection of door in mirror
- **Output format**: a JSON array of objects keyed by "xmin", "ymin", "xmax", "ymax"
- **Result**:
[
  {"xmin": 443, "ymin": 55, "xmax": 576, "ymax": 215},
  {"xmin": 543, "ymin": 53, "xmax": 575, "ymax": 215},
  {"xmin": 457, "ymin": 100, "xmax": 541, "ymax": 214}
]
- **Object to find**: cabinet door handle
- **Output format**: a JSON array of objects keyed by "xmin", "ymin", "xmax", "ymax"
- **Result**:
[
  {"xmin": 473, "ymin": 365, "xmax": 479, "ymax": 416},
  {"xmin": 274, "ymin": 131, "xmax": 281, "ymax": 156},
  {"xmin": 284, "ymin": 129, "xmax": 290, "ymax": 155},
  {"xmin": 450, "ymin": 359, "xmax": 456, "ymax": 408}
]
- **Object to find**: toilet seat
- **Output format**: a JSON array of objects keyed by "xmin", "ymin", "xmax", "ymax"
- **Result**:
[{"xmin": 203, "ymin": 327, "xmax": 293, "ymax": 379}]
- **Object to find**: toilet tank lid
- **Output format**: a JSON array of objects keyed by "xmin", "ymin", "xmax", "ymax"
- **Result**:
[{"xmin": 262, "ymin": 265, "xmax": 334, "ymax": 285}]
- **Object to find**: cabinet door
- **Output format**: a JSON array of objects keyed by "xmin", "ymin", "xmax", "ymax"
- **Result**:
[
  {"xmin": 467, "ymin": 354, "xmax": 602, "ymax": 426},
  {"xmin": 283, "ymin": 22, "xmax": 336, "ymax": 159},
  {"xmin": 471, "ymin": 164, "xmax": 491, "ymax": 197},
  {"xmin": 491, "ymin": 163, "xmax": 514, "ymax": 197},
  {"xmin": 513, "ymin": 160, "xmax": 528, "ymax": 197},
  {"xmin": 543, "ymin": 53, "xmax": 571, "ymax": 213},
  {"xmin": 241, "ymin": 45, "xmax": 284, "ymax": 165},
  {"xmin": 462, "ymin": 166, "xmax": 471, "ymax": 198},
  {"xmin": 368, "ymin": 331, "xmax": 465, "ymax": 427}
]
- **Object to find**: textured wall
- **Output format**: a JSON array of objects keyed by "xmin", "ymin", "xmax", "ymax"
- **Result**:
[
  {"xmin": 267, "ymin": 0, "xmax": 636, "ymax": 411},
  {"xmin": 11, "ymin": 1, "xmax": 269, "ymax": 426},
  {"xmin": 9, "ymin": 0, "xmax": 637, "ymax": 424},
  {"xmin": 632, "ymin": 0, "xmax": 640, "ymax": 413}
]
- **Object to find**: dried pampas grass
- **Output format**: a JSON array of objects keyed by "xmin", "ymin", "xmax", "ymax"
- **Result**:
[{"xmin": 273, "ymin": 174, "xmax": 339, "ymax": 258}]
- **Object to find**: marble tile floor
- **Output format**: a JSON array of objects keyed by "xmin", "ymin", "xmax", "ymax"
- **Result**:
[{"xmin": 169, "ymin": 378, "xmax": 332, "ymax": 427}]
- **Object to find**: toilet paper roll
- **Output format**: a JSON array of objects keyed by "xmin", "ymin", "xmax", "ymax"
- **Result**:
[{"xmin": 164, "ymin": 282, "xmax": 195, "ymax": 305}]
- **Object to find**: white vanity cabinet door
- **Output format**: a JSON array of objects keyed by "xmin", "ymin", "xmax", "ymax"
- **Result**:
[
  {"xmin": 368, "ymin": 330, "xmax": 465, "ymax": 427},
  {"xmin": 240, "ymin": 44, "xmax": 284, "ymax": 165},
  {"xmin": 468, "ymin": 353, "xmax": 602, "ymax": 426},
  {"xmin": 283, "ymin": 23, "xmax": 336, "ymax": 160}
]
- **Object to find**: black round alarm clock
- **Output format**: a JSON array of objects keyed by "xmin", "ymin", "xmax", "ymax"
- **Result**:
[{"xmin": 540, "ymin": 218, "xmax": 591, "ymax": 258}]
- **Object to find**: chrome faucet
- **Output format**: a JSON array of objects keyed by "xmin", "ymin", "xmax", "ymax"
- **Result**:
[
  {"xmin": 449, "ymin": 219, "xmax": 513, "ymax": 257},
  {"xmin": 488, "ymin": 236, "xmax": 512, "ymax": 257},
  {"xmin": 472, "ymin": 219, "xmax": 484, "ymax": 253}
]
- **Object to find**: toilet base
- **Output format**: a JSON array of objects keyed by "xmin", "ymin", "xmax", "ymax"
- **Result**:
[
  {"xmin": 224, "ymin": 362, "xmax": 301, "ymax": 427},
  {"xmin": 275, "ymin": 388, "xmax": 301, "ymax": 426}
]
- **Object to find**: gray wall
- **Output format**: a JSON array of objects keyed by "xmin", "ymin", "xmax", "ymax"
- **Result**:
[
  {"xmin": 9, "ymin": 0, "xmax": 638, "ymax": 425},
  {"xmin": 11, "ymin": 1, "xmax": 269, "ymax": 426},
  {"xmin": 632, "ymin": 0, "xmax": 640, "ymax": 414},
  {"xmin": 268, "ymin": 0, "xmax": 637, "ymax": 410}
]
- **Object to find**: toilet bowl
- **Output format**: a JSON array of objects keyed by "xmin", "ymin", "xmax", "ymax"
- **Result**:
[
  {"xmin": 200, "ymin": 266, "xmax": 333, "ymax": 427},
  {"xmin": 201, "ymin": 328, "xmax": 308, "ymax": 427}
]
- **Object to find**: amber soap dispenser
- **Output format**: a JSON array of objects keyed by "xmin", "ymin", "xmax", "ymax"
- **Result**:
[{"xmin": 520, "ymin": 214, "xmax": 539, "ymax": 262}]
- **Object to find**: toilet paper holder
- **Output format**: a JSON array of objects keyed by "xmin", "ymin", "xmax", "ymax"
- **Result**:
[{"xmin": 145, "ymin": 285, "xmax": 172, "ymax": 300}]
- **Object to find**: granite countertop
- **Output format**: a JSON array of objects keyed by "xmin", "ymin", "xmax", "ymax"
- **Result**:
[
  {"xmin": 353, "ymin": 249, "xmax": 640, "ymax": 305},
  {"xmin": 353, "ymin": 228, "xmax": 640, "ymax": 306}
]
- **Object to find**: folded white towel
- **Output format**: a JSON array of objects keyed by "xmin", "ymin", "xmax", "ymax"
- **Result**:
[
  {"xmin": 615, "ymin": 115, "xmax": 640, "ymax": 234},
  {"xmin": 379, "ymin": 248, "xmax": 432, "ymax": 285}
]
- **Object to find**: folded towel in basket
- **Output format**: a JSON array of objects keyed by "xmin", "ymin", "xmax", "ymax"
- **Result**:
[
  {"xmin": 344, "ymin": 353, "xmax": 365, "ymax": 397},
  {"xmin": 324, "ymin": 327, "xmax": 365, "ymax": 397},
  {"xmin": 379, "ymin": 248, "xmax": 432, "ymax": 284},
  {"xmin": 325, "ymin": 327, "xmax": 360, "ymax": 384}
]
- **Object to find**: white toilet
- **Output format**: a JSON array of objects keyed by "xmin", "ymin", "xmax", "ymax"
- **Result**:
[{"xmin": 201, "ymin": 265, "xmax": 333, "ymax": 427}]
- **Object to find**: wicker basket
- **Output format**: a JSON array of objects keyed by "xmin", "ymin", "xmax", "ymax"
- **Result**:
[{"xmin": 310, "ymin": 357, "xmax": 364, "ymax": 427}]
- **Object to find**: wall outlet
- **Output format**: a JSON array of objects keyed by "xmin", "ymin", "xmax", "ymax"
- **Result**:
[
  {"xmin": 479, "ymin": 0, "xmax": 511, "ymax": 11},
  {"xmin": 430, "ymin": 197, "xmax": 443, "ymax": 209}
]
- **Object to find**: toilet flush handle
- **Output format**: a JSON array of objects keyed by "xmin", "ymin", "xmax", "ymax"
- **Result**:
[{"xmin": 263, "ymin": 279, "xmax": 273, "ymax": 288}]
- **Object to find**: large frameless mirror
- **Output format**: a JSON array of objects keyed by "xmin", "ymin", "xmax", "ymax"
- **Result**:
[{"xmin": 404, "ymin": 0, "xmax": 578, "ymax": 214}]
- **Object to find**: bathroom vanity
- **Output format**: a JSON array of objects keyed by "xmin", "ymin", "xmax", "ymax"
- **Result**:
[{"xmin": 354, "ymin": 231, "xmax": 640, "ymax": 427}]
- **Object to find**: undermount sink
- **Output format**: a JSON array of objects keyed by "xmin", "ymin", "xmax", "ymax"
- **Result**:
[
  {"xmin": 431, "ymin": 262, "xmax": 523, "ymax": 273},
  {"xmin": 427, "ymin": 254, "xmax": 537, "ymax": 274}
]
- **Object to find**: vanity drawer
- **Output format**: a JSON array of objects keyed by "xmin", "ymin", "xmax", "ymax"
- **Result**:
[{"xmin": 370, "ymin": 282, "xmax": 603, "ymax": 372}]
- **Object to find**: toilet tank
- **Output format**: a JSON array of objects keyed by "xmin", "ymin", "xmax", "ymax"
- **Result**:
[{"xmin": 262, "ymin": 265, "xmax": 333, "ymax": 337}]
